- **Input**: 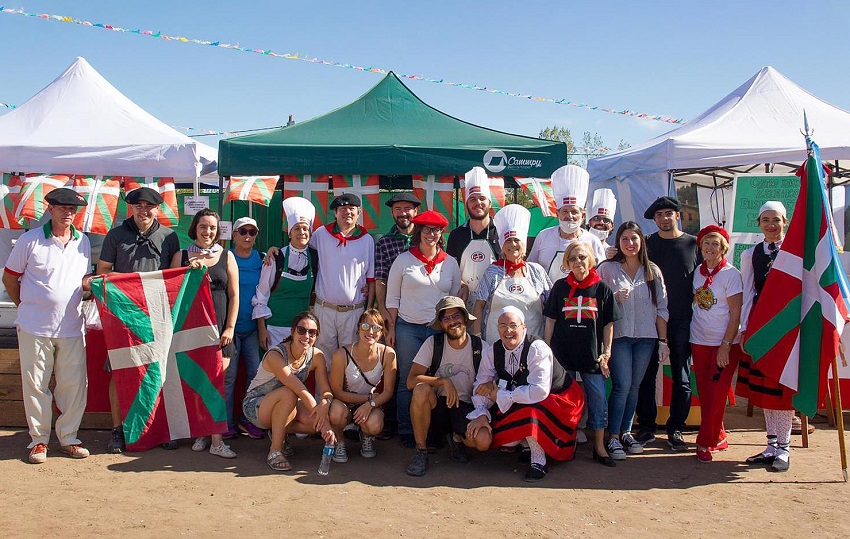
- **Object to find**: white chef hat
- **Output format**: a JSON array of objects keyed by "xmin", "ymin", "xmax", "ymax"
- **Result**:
[
  {"xmin": 758, "ymin": 200, "xmax": 787, "ymax": 219},
  {"xmin": 493, "ymin": 204, "xmax": 531, "ymax": 249},
  {"xmin": 551, "ymin": 165, "xmax": 590, "ymax": 209},
  {"xmin": 463, "ymin": 166, "xmax": 491, "ymax": 201},
  {"xmin": 282, "ymin": 196, "xmax": 316, "ymax": 233},
  {"xmin": 589, "ymin": 188, "xmax": 617, "ymax": 220},
  {"xmin": 497, "ymin": 305, "xmax": 525, "ymax": 324}
]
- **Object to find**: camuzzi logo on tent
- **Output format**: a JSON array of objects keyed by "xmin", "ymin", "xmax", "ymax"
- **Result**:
[{"xmin": 483, "ymin": 149, "xmax": 542, "ymax": 174}]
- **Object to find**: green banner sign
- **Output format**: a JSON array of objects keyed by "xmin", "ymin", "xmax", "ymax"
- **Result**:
[{"xmin": 730, "ymin": 174, "xmax": 798, "ymax": 233}]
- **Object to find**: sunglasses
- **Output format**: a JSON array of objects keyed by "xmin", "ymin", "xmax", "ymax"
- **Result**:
[
  {"xmin": 237, "ymin": 227, "xmax": 258, "ymax": 237},
  {"xmin": 360, "ymin": 323, "xmax": 383, "ymax": 333},
  {"xmin": 294, "ymin": 326, "xmax": 318, "ymax": 338},
  {"xmin": 568, "ymin": 255, "xmax": 589, "ymax": 263}
]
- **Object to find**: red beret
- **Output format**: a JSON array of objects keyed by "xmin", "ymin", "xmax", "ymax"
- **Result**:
[
  {"xmin": 697, "ymin": 224, "xmax": 730, "ymax": 245},
  {"xmin": 412, "ymin": 210, "xmax": 448, "ymax": 229}
]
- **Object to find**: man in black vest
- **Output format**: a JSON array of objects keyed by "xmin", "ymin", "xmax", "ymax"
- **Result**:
[{"xmin": 406, "ymin": 296, "xmax": 487, "ymax": 477}]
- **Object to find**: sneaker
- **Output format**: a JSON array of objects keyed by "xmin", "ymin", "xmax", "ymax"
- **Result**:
[
  {"xmin": 161, "ymin": 440, "xmax": 179, "ymax": 450},
  {"xmin": 209, "ymin": 443, "xmax": 237, "ymax": 459},
  {"xmin": 445, "ymin": 433, "xmax": 469, "ymax": 463},
  {"xmin": 28, "ymin": 443, "xmax": 48, "ymax": 464},
  {"xmin": 635, "ymin": 430, "xmax": 656, "ymax": 446},
  {"xmin": 696, "ymin": 448, "xmax": 713, "ymax": 462},
  {"xmin": 192, "ymin": 437, "xmax": 209, "ymax": 452},
  {"xmin": 406, "ymin": 448, "xmax": 429, "ymax": 476},
  {"xmin": 667, "ymin": 431, "xmax": 688, "ymax": 452},
  {"xmin": 621, "ymin": 433, "xmax": 644, "ymax": 455},
  {"xmin": 606, "ymin": 438, "xmax": 627, "ymax": 460},
  {"xmin": 332, "ymin": 442, "xmax": 348, "ymax": 463},
  {"xmin": 237, "ymin": 417, "xmax": 265, "ymax": 439},
  {"xmin": 107, "ymin": 427, "xmax": 125, "ymax": 454},
  {"xmin": 283, "ymin": 434, "xmax": 295, "ymax": 458},
  {"xmin": 60, "ymin": 444, "xmax": 90, "ymax": 459},
  {"xmin": 361, "ymin": 435, "xmax": 377, "ymax": 458},
  {"xmin": 524, "ymin": 463, "xmax": 549, "ymax": 482}
]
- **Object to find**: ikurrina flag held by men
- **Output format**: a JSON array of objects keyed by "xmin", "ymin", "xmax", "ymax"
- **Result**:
[
  {"xmin": 91, "ymin": 267, "xmax": 227, "ymax": 451},
  {"xmin": 744, "ymin": 140, "xmax": 850, "ymax": 417}
]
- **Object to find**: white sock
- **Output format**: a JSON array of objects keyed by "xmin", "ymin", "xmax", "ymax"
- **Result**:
[
  {"xmin": 526, "ymin": 437, "xmax": 546, "ymax": 466},
  {"xmin": 775, "ymin": 410, "xmax": 793, "ymax": 448}
]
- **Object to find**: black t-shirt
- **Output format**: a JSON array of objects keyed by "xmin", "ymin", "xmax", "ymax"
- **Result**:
[
  {"xmin": 544, "ymin": 279, "xmax": 619, "ymax": 374},
  {"xmin": 446, "ymin": 220, "xmax": 500, "ymax": 263},
  {"xmin": 645, "ymin": 232, "xmax": 701, "ymax": 321}
]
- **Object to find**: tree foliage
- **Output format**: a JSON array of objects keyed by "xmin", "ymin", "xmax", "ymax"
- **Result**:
[{"xmin": 538, "ymin": 125, "xmax": 630, "ymax": 168}]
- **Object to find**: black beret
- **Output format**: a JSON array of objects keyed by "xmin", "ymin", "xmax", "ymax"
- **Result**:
[
  {"xmin": 45, "ymin": 188, "xmax": 87, "ymax": 207},
  {"xmin": 329, "ymin": 192, "xmax": 361, "ymax": 210},
  {"xmin": 384, "ymin": 192, "xmax": 421, "ymax": 208},
  {"xmin": 643, "ymin": 196, "xmax": 680, "ymax": 220},
  {"xmin": 125, "ymin": 187, "xmax": 163, "ymax": 205}
]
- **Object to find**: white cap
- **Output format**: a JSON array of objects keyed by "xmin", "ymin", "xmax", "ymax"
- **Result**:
[
  {"xmin": 282, "ymin": 196, "xmax": 316, "ymax": 233},
  {"xmin": 497, "ymin": 305, "xmax": 525, "ymax": 324},
  {"xmin": 233, "ymin": 217, "xmax": 258, "ymax": 230},
  {"xmin": 551, "ymin": 165, "xmax": 589, "ymax": 209},
  {"xmin": 759, "ymin": 200, "xmax": 787, "ymax": 219},
  {"xmin": 493, "ymin": 204, "xmax": 531, "ymax": 249},
  {"xmin": 463, "ymin": 167, "xmax": 491, "ymax": 201},
  {"xmin": 589, "ymin": 188, "xmax": 617, "ymax": 220}
]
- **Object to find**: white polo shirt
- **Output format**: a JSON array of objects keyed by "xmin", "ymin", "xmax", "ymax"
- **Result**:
[
  {"xmin": 309, "ymin": 224, "xmax": 375, "ymax": 305},
  {"xmin": 5, "ymin": 222, "xmax": 91, "ymax": 338}
]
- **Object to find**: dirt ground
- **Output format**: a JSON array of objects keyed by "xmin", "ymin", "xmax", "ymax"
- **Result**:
[{"xmin": 0, "ymin": 403, "xmax": 847, "ymax": 538}]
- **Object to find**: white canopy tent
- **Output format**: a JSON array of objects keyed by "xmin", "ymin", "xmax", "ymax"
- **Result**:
[{"xmin": 587, "ymin": 66, "xmax": 850, "ymax": 230}]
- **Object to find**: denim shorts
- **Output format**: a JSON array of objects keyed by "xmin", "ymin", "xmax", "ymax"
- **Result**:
[{"xmin": 241, "ymin": 378, "xmax": 282, "ymax": 428}]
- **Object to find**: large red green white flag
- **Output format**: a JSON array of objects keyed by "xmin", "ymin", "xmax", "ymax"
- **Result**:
[
  {"xmin": 515, "ymin": 177, "xmax": 558, "ymax": 217},
  {"xmin": 91, "ymin": 267, "xmax": 227, "ymax": 451},
  {"xmin": 412, "ymin": 175, "xmax": 454, "ymax": 223},
  {"xmin": 333, "ymin": 174, "xmax": 380, "ymax": 229},
  {"xmin": 283, "ymin": 174, "xmax": 328, "ymax": 229},
  {"xmin": 744, "ymin": 140, "xmax": 850, "ymax": 417},
  {"xmin": 71, "ymin": 176, "xmax": 121, "ymax": 235},
  {"xmin": 123, "ymin": 177, "xmax": 180, "ymax": 226},
  {"xmin": 0, "ymin": 173, "xmax": 25, "ymax": 229},
  {"xmin": 14, "ymin": 174, "xmax": 70, "ymax": 221},
  {"xmin": 224, "ymin": 176, "xmax": 279, "ymax": 206}
]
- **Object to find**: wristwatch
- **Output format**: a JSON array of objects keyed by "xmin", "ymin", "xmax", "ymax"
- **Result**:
[{"xmin": 368, "ymin": 394, "xmax": 377, "ymax": 408}]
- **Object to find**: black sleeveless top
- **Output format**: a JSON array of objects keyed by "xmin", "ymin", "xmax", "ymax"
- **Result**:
[
  {"xmin": 492, "ymin": 335, "xmax": 567, "ymax": 393},
  {"xmin": 751, "ymin": 243, "xmax": 774, "ymax": 306}
]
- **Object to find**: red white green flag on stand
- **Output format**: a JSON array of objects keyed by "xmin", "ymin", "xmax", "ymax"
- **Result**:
[
  {"xmin": 412, "ymin": 175, "xmax": 455, "ymax": 223},
  {"xmin": 515, "ymin": 177, "xmax": 558, "ymax": 217},
  {"xmin": 224, "ymin": 176, "xmax": 279, "ymax": 206},
  {"xmin": 283, "ymin": 174, "xmax": 329, "ymax": 229},
  {"xmin": 0, "ymin": 173, "xmax": 25, "ymax": 229},
  {"xmin": 14, "ymin": 174, "xmax": 70, "ymax": 221},
  {"xmin": 744, "ymin": 140, "xmax": 850, "ymax": 417},
  {"xmin": 71, "ymin": 176, "xmax": 121, "ymax": 235},
  {"xmin": 334, "ymin": 174, "xmax": 380, "ymax": 229},
  {"xmin": 91, "ymin": 267, "xmax": 226, "ymax": 451},
  {"xmin": 123, "ymin": 177, "xmax": 180, "ymax": 226}
]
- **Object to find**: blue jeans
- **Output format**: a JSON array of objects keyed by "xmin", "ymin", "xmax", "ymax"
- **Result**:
[
  {"xmin": 636, "ymin": 320, "xmax": 692, "ymax": 435},
  {"xmin": 572, "ymin": 371, "xmax": 607, "ymax": 430},
  {"xmin": 608, "ymin": 337, "xmax": 656, "ymax": 436},
  {"xmin": 394, "ymin": 317, "xmax": 438, "ymax": 436},
  {"xmin": 225, "ymin": 330, "xmax": 261, "ymax": 429}
]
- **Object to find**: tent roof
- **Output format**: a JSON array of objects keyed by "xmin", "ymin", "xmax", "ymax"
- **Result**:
[
  {"xmin": 0, "ymin": 57, "xmax": 217, "ymax": 178},
  {"xmin": 218, "ymin": 72, "xmax": 566, "ymax": 177},
  {"xmin": 588, "ymin": 66, "xmax": 850, "ymax": 186}
]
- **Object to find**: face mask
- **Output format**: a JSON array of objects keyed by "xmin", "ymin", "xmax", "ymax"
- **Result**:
[
  {"xmin": 559, "ymin": 220, "xmax": 581, "ymax": 234},
  {"xmin": 588, "ymin": 227, "xmax": 610, "ymax": 241}
]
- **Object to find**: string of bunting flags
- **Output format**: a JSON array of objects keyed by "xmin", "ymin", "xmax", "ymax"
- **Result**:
[{"xmin": 0, "ymin": 7, "xmax": 687, "ymax": 125}]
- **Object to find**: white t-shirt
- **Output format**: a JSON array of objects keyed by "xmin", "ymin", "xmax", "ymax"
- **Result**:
[
  {"xmin": 413, "ymin": 335, "xmax": 476, "ymax": 403},
  {"xmin": 309, "ymin": 225, "xmax": 374, "ymax": 305},
  {"xmin": 690, "ymin": 263, "xmax": 743, "ymax": 346},
  {"xmin": 527, "ymin": 226, "xmax": 607, "ymax": 271},
  {"xmin": 386, "ymin": 250, "xmax": 461, "ymax": 324},
  {"xmin": 4, "ymin": 223, "xmax": 91, "ymax": 338}
]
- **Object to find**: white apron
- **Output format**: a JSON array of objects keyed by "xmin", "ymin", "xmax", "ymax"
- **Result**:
[
  {"xmin": 460, "ymin": 238, "xmax": 496, "ymax": 309},
  {"xmin": 547, "ymin": 251, "xmax": 569, "ymax": 283},
  {"xmin": 485, "ymin": 274, "xmax": 544, "ymax": 342}
]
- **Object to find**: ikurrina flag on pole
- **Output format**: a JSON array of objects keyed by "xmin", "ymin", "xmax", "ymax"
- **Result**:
[
  {"xmin": 71, "ymin": 176, "xmax": 121, "ymax": 235},
  {"xmin": 744, "ymin": 139, "xmax": 850, "ymax": 417},
  {"xmin": 412, "ymin": 175, "xmax": 454, "ymax": 223},
  {"xmin": 91, "ymin": 267, "xmax": 227, "ymax": 451},
  {"xmin": 224, "ymin": 176, "xmax": 279, "ymax": 206},
  {"xmin": 283, "ymin": 174, "xmax": 329, "ymax": 229},
  {"xmin": 334, "ymin": 174, "xmax": 380, "ymax": 229},
  {"xmin": 124, "ymin": 177, "xmax": 180, "ymax": 226},
  {"xmin": 14, "ymin": 174, "xmax": 70, "ymax": 221},
  {"xmin": 515, "ymin": 177, "xmax": 558, "ymax": 217},
  {"xmin": 0, "ymin": 173, "xmax": 25, "ymax": 229}
]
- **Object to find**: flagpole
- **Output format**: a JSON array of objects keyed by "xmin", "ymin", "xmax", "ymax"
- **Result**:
[{"xmin": 832, "ymin": 357, "xmax": 848, "ymax": 482}]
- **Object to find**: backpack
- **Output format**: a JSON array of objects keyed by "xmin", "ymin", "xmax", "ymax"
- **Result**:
[{"xmin": 427, "ymin": 333, "xmax": 482, "ymax": 376}]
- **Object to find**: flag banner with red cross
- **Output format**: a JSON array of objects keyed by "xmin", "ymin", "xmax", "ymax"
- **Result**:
[
  {"xmin": 283, "ymin": 174, "xmax": 329, "ymax": 229},
  {"xmin": 412, "ymin": 175, "xmax": 455, "ymax": 223},
  {"xmin": 71, "ymin": 175, "xmax": 121, "ymax": 235},
  {"xmin": 91, "ymin": 267, "xmax": 226, "ymax": 451},
  {"xmin": 14, "ymin": 174, "xmax": 71, "ymax": 221},
  {"xmin": 224, "ymin": 176, "xmax": 279, "ymax": 206},
  {"xmin": 515, "ymin": 177, "xmax": 558, "ymax": 217},
  {"xmin": 333, "ymin": 174, "xmax": 380, "ymax": 229},
  {"xmin": 0, "ymin": 173, "xmax": 25, "ymax": 229},
  {"xmin": 123, "ymin": 177, "xmax": 180, "ymax": 226}
]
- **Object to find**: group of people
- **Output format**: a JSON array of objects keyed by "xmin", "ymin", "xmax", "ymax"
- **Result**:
[{"xmin": 4, "ymin": 164, "xmax": 800, "ymax": 478}]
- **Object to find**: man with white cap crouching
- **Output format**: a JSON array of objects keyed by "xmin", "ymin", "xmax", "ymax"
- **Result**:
[{"xmin": 465, "ymin": 306, "xmax": 584, "ymax": 481}]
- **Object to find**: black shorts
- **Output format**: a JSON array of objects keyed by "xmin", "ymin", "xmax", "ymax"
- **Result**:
[{"xmin": 432, "ymin": 396, "xmax": 474, "ymax": 438}]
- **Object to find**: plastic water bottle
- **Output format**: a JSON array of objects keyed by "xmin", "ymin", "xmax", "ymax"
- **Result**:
[{"xmin": 318, "ymin": 443, "xmax": 335, "ymax": 475}]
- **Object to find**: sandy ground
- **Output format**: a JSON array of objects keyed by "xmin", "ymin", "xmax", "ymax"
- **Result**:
[{"xmin": 0, "ymin": 403, "xmax": 848, "ymax": 539}]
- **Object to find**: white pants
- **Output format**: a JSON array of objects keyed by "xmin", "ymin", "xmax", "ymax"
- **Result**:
[
  {"xmin": 313, "ymin": 302, "xmax": 360, "ymax": 370},
  {"xmin": 18, "ymin": 330, "xmax": 88, "ymax": 448}
]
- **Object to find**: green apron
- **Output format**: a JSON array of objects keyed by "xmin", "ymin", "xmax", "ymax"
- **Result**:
[{"xmin": 267, "ymin": 246, "xmax": 314, "ymax": 328}]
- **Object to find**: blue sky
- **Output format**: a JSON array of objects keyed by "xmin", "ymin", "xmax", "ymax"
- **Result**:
[{"xmin": 2, "ymin": 1, "xmax": 849, "ymax": 154}]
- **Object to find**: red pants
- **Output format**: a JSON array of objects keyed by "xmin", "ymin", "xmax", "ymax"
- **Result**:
[{"xmin": 692, "ymin": 343, "xmax": 740, "ymax": 449}]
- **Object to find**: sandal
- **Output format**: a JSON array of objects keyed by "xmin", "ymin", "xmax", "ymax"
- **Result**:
[{"xmin": 267, "ymin": 451, "xmax": 291, "ymax": 471}]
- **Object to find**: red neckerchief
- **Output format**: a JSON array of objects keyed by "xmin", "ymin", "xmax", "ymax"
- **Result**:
[
  {"xmin": 410, "ymin": 246, "xmax": 447, "ymax": 275},
  {"xmin": 566, "ymin": 267, "xmax": 601, "ymax": 300},
  {"xmin": 326, "ymin": 222, "xmax": 367, "ymax": 247},
  {"xmin": 494, "ymin": 258, "xmax": 526, "ymax": 274},
  {"xmin": 699, "ymin": 258, "xmax": 727, "ymax": 288}
]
